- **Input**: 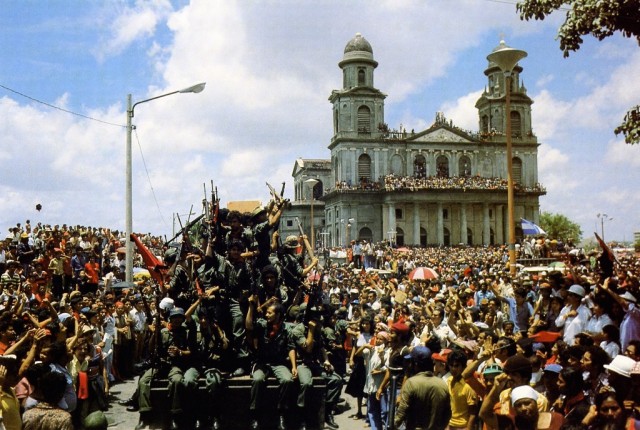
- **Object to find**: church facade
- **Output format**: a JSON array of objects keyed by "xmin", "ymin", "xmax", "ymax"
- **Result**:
[{"xmin": 289, "ymin": 33, "xmax": 545, "ymax": 248}]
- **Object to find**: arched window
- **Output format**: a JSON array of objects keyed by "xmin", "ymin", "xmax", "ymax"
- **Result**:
[
  {"xmin": 396, "ymin": 227, "xmax": 405, "ymax": 247},
  {"xmin": 358, "ymin": 68, "xmax": 366, "ymax": 86},
  {"xmin": 390, "ymin": 154, "xmax": 403, "ymax": 175},
  {"xmin": 512, "ymin": 157, "xmax": 523, "ymax": 184},
  {"xmin": 510, "ymin": 111, "xmax": 522, "ymax": 137},
  {"xmin": 357, "ymin": 106, "xmax": 371, "ymax": 134},
  {"xmin": 436, "ymin": 155, "xmax": 449, "ymax": 178},
  {"xmin": 481, "ymin": 115, "xmax": 489, "ymax": 133},
  {"xmin": 311, "ymin": 180, "xmax": 323, "ymax": 199},
  {"xmin": 414, "ymin": 155, "xmax": 426, "ymax": 178},
  {"xmin": 420, "ymin": 227, "xmax": 427, "ymax": 247},
  {"xmin": 358, "ymin": 154, "xmax": 372, "ymax": 185},
  {"xmin": 458, "ymin": 156, "xmax": 471, "ymax": 177},
  {"xmin": 481, "ymin": 157, "xmax": 493, "ymax": 177},
  {"xmin": 359, "ymin": 227, "xmax": 372, "ymax": 242}
]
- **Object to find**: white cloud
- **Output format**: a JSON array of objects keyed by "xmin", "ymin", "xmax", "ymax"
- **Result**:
[
  {"xmin": 2, "ymin": 0, "xmax": 639, "ymax": 241},
  {"xmin": 439, "ymin": 91, "xmax": 483, "ymax": 131},
  {"xmin": 94, "ymin": 0, "xmax": 173, "ymax": 61},
  {"xmin": 535, "ymin": 74, "xmax": 554, "ymax": 87}
]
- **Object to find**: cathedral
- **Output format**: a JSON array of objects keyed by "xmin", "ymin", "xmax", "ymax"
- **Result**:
[{"xmin": 285, "ymin": 33, "xmax": 545, "ymax": 248}]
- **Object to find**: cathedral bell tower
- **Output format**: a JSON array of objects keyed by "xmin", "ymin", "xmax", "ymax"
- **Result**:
[
  {"xmin": 475, "ymin": 40, "xmax": 535, "ymax": 141},
  {"xmin": 329, "ymin": 33, "xmax": 386, "ymax": 136}
]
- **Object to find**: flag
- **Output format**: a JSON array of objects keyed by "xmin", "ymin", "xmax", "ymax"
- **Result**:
[
  {"xmin": 130, "ymin": 233, "xmax": 167, "ymax": 286},
  {"xmin": 594, "ymin": 232, "xmax": 616, "ymax": 278},
  {"xmin": 520, "ymin": 219, "xmax": 547, "ymax": 236}
]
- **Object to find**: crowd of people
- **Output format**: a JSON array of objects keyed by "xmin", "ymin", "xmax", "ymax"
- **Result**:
[
  {"xmin": 0, "ymin": 203, "xmax": 639, "ymax": 430},
  {"xmin": 326, "ymin": 174, "xmax": 546, "ymax": 195},
  {"xmin": 383, "ymin": 174, "xmax": 546, "ymax": 194}
]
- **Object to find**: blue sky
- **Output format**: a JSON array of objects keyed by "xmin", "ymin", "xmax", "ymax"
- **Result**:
[{"xmin": 0, "ymin": 0, "xmax": 638, "ymax": 243}]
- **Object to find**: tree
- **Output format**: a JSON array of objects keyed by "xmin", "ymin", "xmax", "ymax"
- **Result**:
[
  {"xmin": 517, "ymin": 0, "xmax": 640, "ymax": 144},
  {"xmin": 539, "ymin": 211, "xmax": 583, "ymax": 242}
]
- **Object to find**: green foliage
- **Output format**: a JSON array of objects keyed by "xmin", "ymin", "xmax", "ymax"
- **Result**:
[
  {"xmin": 517, "ymin": 0, "xmax": 640, "ymax": 144},
  {"xmin": 615, "ymin": 105, "xmax": 640, "ymax": 144},
  {"xmin": 539, "ymin": 211, "xmax": 583, "ymax": 242}
]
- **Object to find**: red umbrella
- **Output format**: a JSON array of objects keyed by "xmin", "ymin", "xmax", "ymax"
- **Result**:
[{"xmin": 408, "ymin": 267, "xmax": 439, "ymax": 281}]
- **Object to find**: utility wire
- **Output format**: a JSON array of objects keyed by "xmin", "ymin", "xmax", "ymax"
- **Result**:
[
  {"xmin": 0, "ymin": 83, "xmax": 125, "ymax": 128},
  {"xmin": 133, "ymin": 128, "xmax": 170, "ymax": 230}
]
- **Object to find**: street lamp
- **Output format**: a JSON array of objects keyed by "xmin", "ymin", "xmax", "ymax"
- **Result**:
[
  {"xmin": 125, "ymin": 82, "xmax": 206, "ymax": 282},
  {"xmin": 597, "ymin": 213, "xmax": 613, "ymax": 242},
  {"xmin": 305, "ymin": 178, "xmax": 319, "ymax": 252},
  {"xmin": 487, "ymin": 39, "xmax": 527, "ymax": 277}
]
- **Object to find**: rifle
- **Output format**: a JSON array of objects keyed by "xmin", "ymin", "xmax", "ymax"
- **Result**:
[
  {"xmin": 303, "ymin": 270, "xmax": 324, "ymax": 325},
  {"xmin": 295, "ymin": 217, "xmax": 321, "ymax": 269},
  {"xmin": 164, "ymin": 214, "xmax": 204, "ymax": 246}
]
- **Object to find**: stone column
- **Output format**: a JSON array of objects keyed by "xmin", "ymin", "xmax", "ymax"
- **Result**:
[
  {"xmin": 437, "ymin": 202, "xmax": 444, "ymax": 245},
  {"xmin": 483, "ymin": 202, "xmax": 490, "ymax": 245},
  {"xmin": 496, "ymin": 204, "xmax": 504, "ymax": 244},
  {"xmin": 460, "ymin": 203, "xmax": 467, "ymax": 245},
  {"xmin": 388, "ymin": 203, "xmax": 396, "ymax": 245},
  {"xmin": 413, "ymin": 203, "xmax": 420, "ymax": 246}
]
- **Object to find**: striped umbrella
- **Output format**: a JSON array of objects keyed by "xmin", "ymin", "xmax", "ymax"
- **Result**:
[{"xmin": 408, "ymin": 267, "xmax": 439, "ymax": 281}]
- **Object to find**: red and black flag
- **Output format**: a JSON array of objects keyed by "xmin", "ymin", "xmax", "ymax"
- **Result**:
[
  {"xmin": 594, "ymin": 232, "xmax": 617, "ymax": 279},
  {"xmin": 130, "ymin": 233, "xmax": 168, "ymax": 286}
]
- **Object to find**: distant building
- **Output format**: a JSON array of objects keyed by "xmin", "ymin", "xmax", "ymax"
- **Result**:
[{"xmin": 292, "ymin": 33, "xmax": 545, "ymax": 247}]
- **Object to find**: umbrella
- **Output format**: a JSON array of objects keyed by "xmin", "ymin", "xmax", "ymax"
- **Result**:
[
  {"xmin": 548, "ymin": 261, "xmax": 566, "ymax": 269},
  {"xmin": 133, "ymin": 268, "xmax": 151, "ymax": 280},
  {"xmin": 521, "ymin": 218, "xmax": 547, "ymax": 236},
  {"xmin": 111, "ymin": 281, "xmax": 137, "ymax": 289},
  {"xmin": 408, "ymin": 267, "xmax": 439, "ymax": 281},
  {"xmin": 396, "ymin": 247, "xmax": 411, "ymax": 253}
]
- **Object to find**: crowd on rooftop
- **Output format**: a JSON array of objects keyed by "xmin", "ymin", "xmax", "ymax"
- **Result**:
[{"xmin": 326, "ymin": 174, "xmax": 546, "ymax": 194}]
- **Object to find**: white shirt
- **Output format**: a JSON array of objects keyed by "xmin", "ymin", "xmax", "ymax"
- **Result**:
[{"xmin": 556, "ymin": 304, "xmax": 591, "ymax": 345}]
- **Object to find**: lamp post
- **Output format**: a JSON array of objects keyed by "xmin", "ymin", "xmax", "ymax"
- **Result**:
[
  {"xmin": 597, "ymin": 213, "xmax": 613, "ymax": 242},
  {"xmin": 487, "ymin": 40, "xmax": 527, "ymax": 277},
  {"xmin": 305, "ymin": 178, "xmax": 319, "ymax": 252},
  {"xmin": 125, "ymin": 82, "xmax": 206, "ymax": 283}
]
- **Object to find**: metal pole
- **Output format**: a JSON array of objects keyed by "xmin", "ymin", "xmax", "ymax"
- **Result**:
[
  {"xmin": 506, "ymin": 73, "xmax": 517, "ymax": 276},
  {"xmin": 125, "ymin": 94, "xmax": 133, "ymax": 283},
  {"xmin": 310, "ymin": 195, "xmax": 315, "ymax": 253}
]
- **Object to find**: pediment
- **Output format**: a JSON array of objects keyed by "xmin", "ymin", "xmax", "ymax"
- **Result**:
[{"xmin": 411, "ymin": 127, "xmax": 473, "ymax": 143}]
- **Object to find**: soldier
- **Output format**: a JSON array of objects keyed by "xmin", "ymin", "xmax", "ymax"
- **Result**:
[
  {"xmin": 197, "ymin": 299, "xmax": 229, "ymax": 430},
  {"xmin": 224, "ymin": 239, "xmax": 253, "ymax": 376},
  {"xmin": 288, "ymin": 304, "xmax": 343, "ymax": 430},
  {"xmin": 193, "ymin": 235, "xmax": 248, "ymax": 377},
  {"xmin": 246, "ymin": 299, "xmax": 296, "ymax": 430},
  {"xmin": 277, "ymin": 235, "xmax": 318, "ymax": 300},
  {"xmin": 135, "ymin": 305, "xmax": 199, "ymax": 430},
  {"xmin": 164, "ymin": 247, "xmax": 194, "ymax": 311},
  {"xmin": 257, "ymin": 264, "xmax": 288, "ymax": 313},
  {"xmin": 250, "ymin": 203, "xmax": 285, "ymax": 271}
]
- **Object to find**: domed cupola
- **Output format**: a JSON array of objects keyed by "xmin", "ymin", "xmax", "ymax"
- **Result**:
[
  {"xmin": 329, "ymin": 33, "xmax": 386, "ymax": 138},
  {"xmin": 340, "ymin": 33, "xmax": 378, "ymax": 70}
]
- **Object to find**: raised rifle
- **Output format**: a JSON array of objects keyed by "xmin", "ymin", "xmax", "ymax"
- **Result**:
[
  {"xmin": 303, "ymin": 270, "xmax": 324, "ymax": 325},
  {"xmin": 295, "ymin": 217, "xmax": 322, "ymax": 270}
]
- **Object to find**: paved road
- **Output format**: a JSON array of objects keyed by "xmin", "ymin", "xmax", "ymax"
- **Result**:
[{"xmin": 106, "ymin": 375, "xmax": 370, "ymax": 429}]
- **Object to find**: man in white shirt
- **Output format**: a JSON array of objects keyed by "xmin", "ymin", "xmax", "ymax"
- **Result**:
[{"xmin": 555, "ymin": 284, "xmax": 591, "ymax": 345}]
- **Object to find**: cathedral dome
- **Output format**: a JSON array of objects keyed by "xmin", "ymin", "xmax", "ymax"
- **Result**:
[
  {"xmin": 344, "ymin": 33, "xmax": 373, "ymax": 54},
  {"xmin": 340, "ymin": 33, "xmax": 377, "ymax": 68}
]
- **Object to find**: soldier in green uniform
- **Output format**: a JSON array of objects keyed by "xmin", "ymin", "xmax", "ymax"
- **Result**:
[
  {"xmin": 276, "ymin": 235, "xmax": 318, "ymax": 304},
  {"xmin": 246, "ymin": 299, "xmax": 296, "ymax": 430},
  {"xmin": 135, "ymin": 305, "xmax": 200, "ymax": 430},
  {"xmin": 288, "ymin": 305, "xmax": 343, "ymax": 430}
]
